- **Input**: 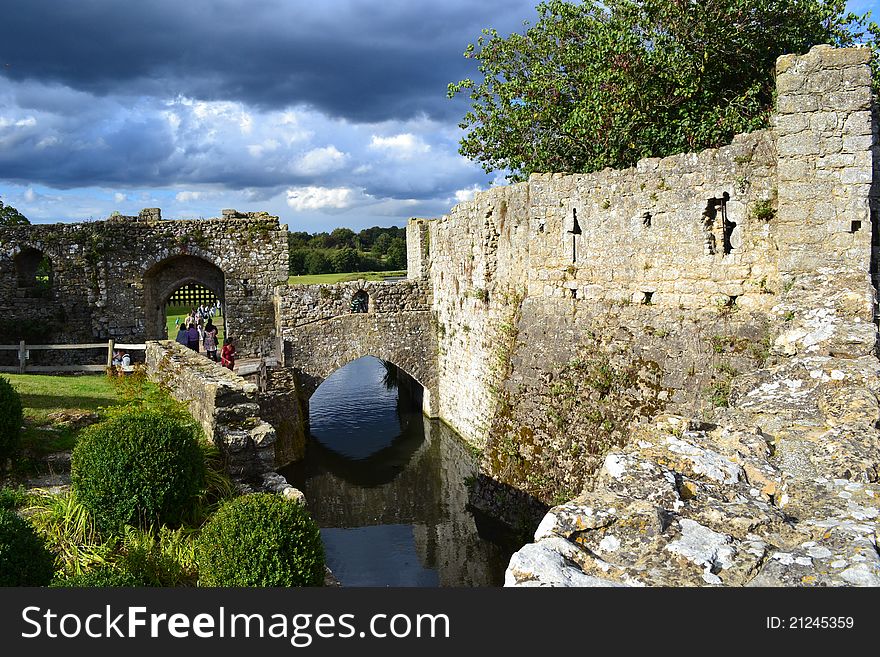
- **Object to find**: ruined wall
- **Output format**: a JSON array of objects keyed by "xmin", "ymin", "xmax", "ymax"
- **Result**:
[
  {"xmin": 412, "ymin": 45, "xmax": 878, "ymax": 514},
  {"xmin": 145, "ymin": 340, "xmax": 278, "ymax": 476},
  {"xmin": 0, "ymin": 209, "xmax": 288, "ymax": 358}
]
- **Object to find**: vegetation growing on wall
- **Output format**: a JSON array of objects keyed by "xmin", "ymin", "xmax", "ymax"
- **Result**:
[{"xmin": 485, "ymin": 331, "xmax": 670, "ymax": 506}]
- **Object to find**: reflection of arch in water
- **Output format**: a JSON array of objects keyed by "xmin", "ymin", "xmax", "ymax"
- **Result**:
[
  {"xmin": 282, "ymin": 413, "xmax": 443, "ymax": 528},
  {"xmin": 143, "ymin": 254, "xmax": 225, "ymax": 340}
]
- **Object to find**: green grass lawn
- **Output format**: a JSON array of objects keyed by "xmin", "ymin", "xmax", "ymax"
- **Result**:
[
  {"xmin": 165, "ymin": 305, "xmax": 225, "ymax": 346},
  {"xmin": 4, "ymin": 373, "xmax": 120, "ymax": 456},
  {"xmin": 288, "ymin": 270, "xmax": 406, "ymax": 285}
]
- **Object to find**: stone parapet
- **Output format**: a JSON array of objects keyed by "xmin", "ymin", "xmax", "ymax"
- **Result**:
[{"xmin": 145, "ymin": 340, "xmax": 277, "ymax": 477}]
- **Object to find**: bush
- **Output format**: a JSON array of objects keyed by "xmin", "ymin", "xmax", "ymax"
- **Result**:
[
  {"xmin": 0, "ymin": 376, "xmax": 23, "ymax": 465},
  {"xmin": 196, "ymin": 493, "xmax": 325, "ymax": 587},
  {"xmin": 0, "ymin": 485, "xmax": 28, "ymax": 510},
  {"xmin": 0, "ymin": 508, "xmax": 56, "ymax": 586},
  {"xmin": 71, "ymin": 408, "xmax": 206, "ymax": 534},
  {"xmin": 51, "ymin": 565, "xmax": 147, "ymax": 588}
]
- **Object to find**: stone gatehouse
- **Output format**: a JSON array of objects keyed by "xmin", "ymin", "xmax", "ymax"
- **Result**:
[{"xmin": 0, "ymin": 208, "xmax": 287, "ymax": 358}]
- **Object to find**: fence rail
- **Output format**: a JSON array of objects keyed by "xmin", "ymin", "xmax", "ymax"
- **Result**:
[{"xmin": 0, "ymin": 340, "xmax": 147, "ymax": 374}]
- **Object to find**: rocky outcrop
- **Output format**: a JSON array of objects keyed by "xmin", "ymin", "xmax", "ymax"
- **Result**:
[{"xmin": 506, "ymin": 268, "xmax": 880, "ymax": 586}]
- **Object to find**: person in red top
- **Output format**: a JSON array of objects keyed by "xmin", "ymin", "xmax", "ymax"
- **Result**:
[{"xmin": 220, "ymin": 337, "xmax": 236, "ymax": 370}]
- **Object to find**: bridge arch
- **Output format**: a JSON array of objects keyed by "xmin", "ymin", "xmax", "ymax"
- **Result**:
[
  {"xmin": 281, "ymin": 311, "xmax": 439, "ymax": 418},
  {"xmin": 143, "ymin": 254, "xmax": 225, "ymax": 340}
]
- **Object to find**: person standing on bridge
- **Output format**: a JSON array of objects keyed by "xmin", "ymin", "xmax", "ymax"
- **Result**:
[
  {"xmin": 186, "ymin": 322, "xmax": 200, "ymax": 352},
  {"xmin": 203, "ymin": 319, "xmax": 219, "ymax": 362},
  {"xmin": 220, "ymin": 337, "xmax": 236, "ymax": 370}
]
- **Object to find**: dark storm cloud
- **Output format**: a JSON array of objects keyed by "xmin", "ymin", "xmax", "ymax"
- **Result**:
[{"xmin": 0, "ymin": 0, "xmax": 535, "ymax": 122}]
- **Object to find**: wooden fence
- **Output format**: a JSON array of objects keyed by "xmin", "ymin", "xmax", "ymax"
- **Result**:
[{"xmin": 0, "ymin": 340, "xmax": 147, "ymax": 374}]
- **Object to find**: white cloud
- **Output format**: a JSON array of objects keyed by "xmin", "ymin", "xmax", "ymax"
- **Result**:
[
  {"xmin": 247, "ymin": 138, "xmax": 280, "ymax": 158},
  {"xmin": 454, "ymin": 185, "xmax": 483, "ymax": 203},
  {"xmin": 293, "ymin": 145, "xmax": 348, "ymax": 175},
  {"xmin": 286, "ymin": 186, "xmax": 356, "ymax": 211},
  {"xmin": 113, "ymin": 192, "xmax": 127, "ymax": 203},
  {"xmin": 176, "ymin": 190, "xmax": 206, "ymax": 202},
  {"xmin": 24, "ymin": 187, "xmax": 36, "ymax": 202},
  {"xmin": 0, "ymin": 115, "xmax": 36, "ymax": 129},
  {"xmin": 369, "ymin": 133, "xmax": 431, "ymax": 159}
]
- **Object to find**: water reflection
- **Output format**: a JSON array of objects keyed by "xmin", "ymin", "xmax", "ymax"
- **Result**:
[{"xmin": 279, "ymin": 356, "xmax": 519, "ymax": 587}]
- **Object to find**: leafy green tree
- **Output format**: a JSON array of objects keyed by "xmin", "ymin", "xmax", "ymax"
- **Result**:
[
  {"xmin": 371, "ymin": 233, "xmax": 392, "ymax": 257},
  {"xmin": 330, "ymin": 246, "xmax": 359, "ymax": 273},
  {"xmin": 304, "ymin": 250, "xmax": 332, "ymax": 275},
  {"xmin": 448, "ymin": 0, "xmax": 875, "ymax": 181},
  {"xmin": 289, "ymin": 248, "xmax": 309, "ymax": 275},
  {"xmin": 330, "ymin": 227, "xmax": 357, "ymax": 250},
  {"xmin": 386, "ymin": 237, "xmax": 407, "ymax": 270},
  {"xmin": 0, "ymin": 200, "xmax": 30, "ymax": 226}
]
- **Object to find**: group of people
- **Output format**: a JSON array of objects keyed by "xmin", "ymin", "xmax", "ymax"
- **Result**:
[{"xmin": 174, "ymin": 306, "xmax": 236, "ymax": 370}]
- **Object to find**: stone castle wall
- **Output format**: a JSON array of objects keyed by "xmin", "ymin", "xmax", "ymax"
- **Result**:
[
  {"xmin": 403, "ymin": 44, "xmax": 880, "ymax": 587},
  {"xmin": 0, "ymin": 209, "xmax": 288, "ymax": 358},
  {"xmin": 413, "ymin": 46, "xmax": 877, "ymax": 469}
]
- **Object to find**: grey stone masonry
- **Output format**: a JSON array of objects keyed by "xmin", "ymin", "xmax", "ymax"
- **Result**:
[
  {"xmin": 277, "ymin": 280, "xmax": 438, "ymax": 416},
  {"xmin": 145, "ymin": 340, "xmax": 277, "ymax": 476},
  {"xmin": 417, "ymin": 44, "xmax": 878, "ymax": 452},
  {"xmin": 0, "ymin": 209, "xmax": 288, "ymax": 358}
]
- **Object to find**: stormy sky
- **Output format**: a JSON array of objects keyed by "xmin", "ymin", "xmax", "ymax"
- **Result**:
[{"xmin": 0, "ymin": 0, "xmax": 876, "ymax": 231}]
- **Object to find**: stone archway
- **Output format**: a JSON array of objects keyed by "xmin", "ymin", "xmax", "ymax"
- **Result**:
[{"xmin": 143, "ymin": 254, "xmax": 225, "ymax": 340}]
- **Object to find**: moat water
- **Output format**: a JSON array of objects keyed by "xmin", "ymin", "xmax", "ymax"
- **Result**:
[{"xmin": 279, "ymin": 356, "xmax": 521, "ymax": 587}]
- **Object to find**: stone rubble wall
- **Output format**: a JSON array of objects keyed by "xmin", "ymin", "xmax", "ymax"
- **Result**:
[
  {"xmin": 413, "ymin": 45, "xmax": 876, "ymax": 454},
  {"xmin": 145, "ymin": 340, "xmax": 277, "ymax": 476},
  {"xmin": 277, "ymin": 279, "xmax": 431, "ymax": 327},
  {"xmin": 0, "ymin": 210, "xmax": 288, "ymax": 358}
]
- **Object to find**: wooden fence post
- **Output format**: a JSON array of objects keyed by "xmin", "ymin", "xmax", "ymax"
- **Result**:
[
  {"xmin": 106, "ymin": 340, "xmax": 114, "ymax": 367},
  {"xmin": 18, "ymin": 340, "xmax": 26, "ymax": 374}
]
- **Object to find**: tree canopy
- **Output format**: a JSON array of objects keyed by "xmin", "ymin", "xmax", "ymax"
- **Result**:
[
  {"xmin": 448, "ymin": 0, "xmax": 877, "ymax": 181},
  {"xmin": 0, "ymin": 200, "xmax": 29, "ymax": 226}
]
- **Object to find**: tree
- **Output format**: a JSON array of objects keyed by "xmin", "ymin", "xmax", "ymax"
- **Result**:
[
  {"xmin": 330, "ymin": 227, "xmax": 357, "ymax": 250},
  {"xmin": 304, "ymin": 250, "xmax": 331, "ymax": 275},
  {"xmin": 448, "ymin": 0, "xmax": 875, "ymax": 181},
  {"xmin": 371, "ymin": 233, "xmax": 392, "ymax": 257},
  {"xmin": 386, "ymin": 238, "xmax": 407, "ymax": 270},
  {"xmin": 0, "ymin": 200, "xmax": 29, "ymax": 226},
  {"xmin": 330, "ymin": 246, "xmax": 359, "ymax": 273}
]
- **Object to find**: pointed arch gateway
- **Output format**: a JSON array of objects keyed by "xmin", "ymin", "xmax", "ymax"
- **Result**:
[{"xmin": 143, "ymin": 254, "xmax": 226, "ymax": 340}]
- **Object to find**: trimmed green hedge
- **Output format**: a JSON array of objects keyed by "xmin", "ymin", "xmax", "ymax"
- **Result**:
[
  {"xmin": 0, "ymin": 376, "xmax": 23, "ymax": 465},
  {"xmin": 196, "ymin": 493, "xmax": 325, "ymax": 587},
  {"xmin": 0, "ymin": 508, "xmax": 55, "ymax": 586},
  {"xmin": 71, "ymin": 408, "xmax": 205, "ymax": 534}
]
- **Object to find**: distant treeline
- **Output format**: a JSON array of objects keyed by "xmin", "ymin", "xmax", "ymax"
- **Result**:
[{"xmin": 288, "ymin": 226, "xmax": 406, "ymax": 275}]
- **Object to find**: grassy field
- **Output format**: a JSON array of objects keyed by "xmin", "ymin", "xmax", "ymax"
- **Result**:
[
  {"xmin": 4, "ymin": 374, "xmax": 120, "ymax": 457},
  {"xmin": 288, "ymin": 270, "xmax": 406, "ymax": 285},
  {"xmin": 165, "ymin": 305, "xmax": 225, "ymax": 346}
]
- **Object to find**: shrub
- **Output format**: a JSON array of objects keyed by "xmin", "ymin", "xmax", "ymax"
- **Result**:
[
  {"xmin": 71, "ymin": 408, "xmax": 206, "ymax": 534},
  {"xmin": 0, "ymin": 508, "xmax": 56, "ymax": 586},
  {"xmin": 51, "ymin": 564, "xmax": 147, "ymax": 588},
  {"xmin": 0, "ymin": 375, "xmax": 23, "ymax": 465},
  {"xmin": 0, "ymin": 485, "xmax": 28, "ymax": 510},
  {"xmin": 196, "ymin": 493, "xmax": 325, "ymax": 587}
]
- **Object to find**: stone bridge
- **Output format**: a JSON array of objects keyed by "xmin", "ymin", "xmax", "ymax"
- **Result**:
[{"xmin": 275, "ymin": 279, "xmax": 438, "ymax": 416}]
